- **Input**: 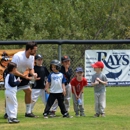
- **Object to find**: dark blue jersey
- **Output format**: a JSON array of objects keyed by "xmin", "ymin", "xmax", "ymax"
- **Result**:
[
  {"xmin": 60, "ymin": 66, "xmax": 73, "ymax": 85},
  {"xmin": 8, "ymin": 73, "xmax": 20, "ymax": 87},
  {"xmin": 32, "ymin": 65, "xmax": 49, "ymax": 89}
]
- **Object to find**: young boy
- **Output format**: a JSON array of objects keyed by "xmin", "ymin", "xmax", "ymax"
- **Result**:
[
  {"xmin": 31, "ymin": 54, "xmax": 49, "ymax": 116},
  {"xmin": 91, "ymin": 61, "xmax": 108, "ymax": 117},
  {"xmin": 5, "ymin": 62, "xmax": 21, "ymax": 123},
  {"xmin": 70, "ymin": 67, "xmax": 88, "ymax": 117},
  {"xmin": 43, "ymin": 59, "xmax": 72, "ymax": 118},
  {"xmin": 50, "ymin": 55, "xmax": 72, "ymax": 116}
]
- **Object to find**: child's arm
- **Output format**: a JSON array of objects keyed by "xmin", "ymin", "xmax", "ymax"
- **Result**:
[
  {"xmin": 45, "ymin": 82, "xmax": 50, "ymax": 94},
  {"xmin": 72, "ymin": 85, "xmax": 78, "ymax": 99},
  {"xmin": 77, "ymin": 87, "xmax": 84, "ymax": 99},
  {"xmin": 8, "ymin": 74, "xmax": 21, "ymax": 87},
  {"xmin": 91, "ymin": 81, "xmax": 99, "ymax": 86},
  {"xmin": 62, "ymin": 83, "xmax": 66, "ymax": 96},
  {"xmin": 96, "ymin": 77, "xmax": 107, "ymax": 85}
]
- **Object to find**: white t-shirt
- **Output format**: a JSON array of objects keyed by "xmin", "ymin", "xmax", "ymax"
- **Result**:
[
  {"xmin": 48, "ymin": 72, "xmax": 66, "ymax": 93},
  {"xmin": 12, "ymin": 51, "xmax": 34, "ymax": 73}
]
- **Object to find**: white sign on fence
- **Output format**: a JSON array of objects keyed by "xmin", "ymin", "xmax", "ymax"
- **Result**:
[{"xmin": 85, "ymin": 50, "xmax": 130, "ymax": 86}]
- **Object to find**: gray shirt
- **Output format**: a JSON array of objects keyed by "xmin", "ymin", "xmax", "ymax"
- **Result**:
[{"xmin": 91, "ymin": 72, "xmax": 108, "ymax": 93}]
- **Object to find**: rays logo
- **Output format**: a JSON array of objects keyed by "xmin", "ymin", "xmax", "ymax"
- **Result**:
[{"xmin": 97, "ymin": 52, "xmax": 129, "ymax": 80}]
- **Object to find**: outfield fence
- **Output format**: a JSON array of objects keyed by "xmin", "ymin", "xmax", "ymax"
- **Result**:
[{"xmin": 0, "ymin": 40, "xmax": 130, "ymax": 89}]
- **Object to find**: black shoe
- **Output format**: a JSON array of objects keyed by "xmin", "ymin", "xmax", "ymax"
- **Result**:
[
  {"xmin": 43, "ymin": 113, "xmax": 48, "ymax": 119},
  {"xmin": 8, "ymin": 118, "xmax": 20, "ymax": 123},
  {"xmin": 4, "ymin": 113, "xmax": 8, "ymax": 119},
  {"xmin": 63, "ymin": 113, "xmax": 73, "ymax": 118},
  {"xmin": 25, "ymin": 113, "xmax": 38, "ymax": 118},
  {"xmin": 94, "ymin": 113, "xmax": 100, "ymax": 117},
  {"xmin": 49, "ymin": 111, "xmax": 56, "ymax": 117}
]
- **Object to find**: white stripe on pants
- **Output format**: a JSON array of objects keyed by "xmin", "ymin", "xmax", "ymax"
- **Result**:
[
  {"xmin": 5, "ymin": 90, "xmax": 18, "ymax": 118},
  {"xmin": 94, "ymin": 92, "xmax": 106, "ymax": 114}
]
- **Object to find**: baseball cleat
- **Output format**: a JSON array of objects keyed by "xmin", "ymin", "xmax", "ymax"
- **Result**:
[
  {"xmin": 25, "ymin": 113, "xmax": 38, "ymax": 118},
  {"xmin": 8, "ymin": 118, "xmax": 20, "ymax": 123}
]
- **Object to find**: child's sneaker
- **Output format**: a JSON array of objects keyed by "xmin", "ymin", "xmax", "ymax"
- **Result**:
[
  {"xmin": 49, "ymin": 111, "xmax": 56, "ymax": 117},
  {"xmin": 63, "ymin": 113, "xmax": 73, "ymax": 118},
  {"xmin": 8, "ymin": 118, "xmax": 20, "ymax": 123},
  {"xmin": 4, "ymin": 113, "xmax": 8, "ymax": 119},
  {"xmin": 94, "ymin": 113, "xmax": 99, "ymax": 117},
  {"xmin": 43, "ymin": 113, "xmax": 48, "ymax": 119},
  {"xmin": 101, "ymin": 113, "xmax": 105, "ymax": 117},
  {"xmin": 75, "ymin": 112, "xmax": 80, "ymax": 117},
  {"xmin": 80, "ymin": 113, "xmax": 86, "ymax": 117},
  {"xmin": 75, "ymin": 114, "xmax": 80, "ymax": 117}
]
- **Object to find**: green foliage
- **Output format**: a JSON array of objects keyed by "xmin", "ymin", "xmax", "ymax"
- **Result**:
[
  {"xmin": 0, "ymin": 0, "xmax": 130, "ymax": 70},
  {"xmin": 0, "ymin": 0, "xmax": 129, "ymax": 40}
]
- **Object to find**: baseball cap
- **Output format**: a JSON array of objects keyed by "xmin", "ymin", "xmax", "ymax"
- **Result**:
[
  {"xmin": 61, "ymin": 55, "xmax": 70, "ymax": 62},
  {"xmin": 91, "ymin": 61, "xmax": 104, "ymax": 68},
  {"xmin": 35, "ymin": 54, "xmax": 43, "ymax": 60},
  {"xmin": 75, "ymin": 67, "xmax": 83, "ymax": 72},
  {"xmin": 1, "ymin": 52, "xmax": 9, "ymax": 61}
]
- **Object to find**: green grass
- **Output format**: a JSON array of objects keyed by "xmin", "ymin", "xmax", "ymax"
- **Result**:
[{"xmin": 0, "ymin": 87, "xmax": 130, "ymax": 130}]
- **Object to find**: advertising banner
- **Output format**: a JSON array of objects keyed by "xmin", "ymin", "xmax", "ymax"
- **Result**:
[{"xmin": 85, "ymin": 50, "xmax": 130, "ymax": 86}]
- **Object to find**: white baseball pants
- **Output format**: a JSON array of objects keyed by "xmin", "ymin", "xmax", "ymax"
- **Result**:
[{"xmin": 5, "ymin": 90, "xmax": 18, "ymax": 118}]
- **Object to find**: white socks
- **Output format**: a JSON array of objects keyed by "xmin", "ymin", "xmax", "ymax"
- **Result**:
[
  {"xmin": 31, "ymin": 102, "xmax": 36, "ymax": 112},
  {"xmin": 26, "ymin": 104, "xmax": 31, "ymax": 114}
]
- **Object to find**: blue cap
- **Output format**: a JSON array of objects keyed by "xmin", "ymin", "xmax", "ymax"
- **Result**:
[{"xmin": 75, "ymin": 67, "xmax": 83, "ymax": 72}]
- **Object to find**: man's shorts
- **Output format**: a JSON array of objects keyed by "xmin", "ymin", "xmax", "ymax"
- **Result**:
[
  {"xmin": 17, "ymin": 77, "xmax": 31, "ymax": 91},
  {"xmin": 17, "ymin": 84, "xmax": 30, "ymax": 91}
]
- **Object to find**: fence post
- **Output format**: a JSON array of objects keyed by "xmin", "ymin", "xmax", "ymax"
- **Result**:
[{"xmin": 58, "ymin": 43, "xmax": 61, "ymax": 61}]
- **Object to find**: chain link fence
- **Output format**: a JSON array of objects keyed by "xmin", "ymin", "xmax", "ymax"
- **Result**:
[
  {"xmin": 0, "ymin": 41, "xmax": 130, "ymax": 89},
  {"xmin": 37, "ymin": 43, "xmax": 130, "ymax": 78}
]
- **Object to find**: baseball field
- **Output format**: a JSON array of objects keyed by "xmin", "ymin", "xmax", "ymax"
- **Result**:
[{"xmin": 0, "ymin": 87, "xmax": 130, "ymax": 130}]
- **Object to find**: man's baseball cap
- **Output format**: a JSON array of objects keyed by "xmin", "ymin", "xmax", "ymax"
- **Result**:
[
  {"xmin": 61, "ymin": 55, "xmax": 70, "ymax": 62},
  {"xmin": 91, "ymin": 61, "xmax": 104, "ymax": 68},
  {"xmin": 75, "ymin": 67, "xmax": 83, "ymax": 72},
  {"xmin": 35, "ymin": 54, "xmax": 43, "ymax": 60}
]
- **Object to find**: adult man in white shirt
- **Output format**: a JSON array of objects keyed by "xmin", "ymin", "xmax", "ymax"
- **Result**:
[{"xmin": 11, "ymin": 41, "xmax": 38, "ymax": 117}]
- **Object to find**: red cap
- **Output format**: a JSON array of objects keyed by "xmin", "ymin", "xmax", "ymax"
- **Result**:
[{"xmin": 91, "ymin": 61, "xmax": 104, "ymax": 68}]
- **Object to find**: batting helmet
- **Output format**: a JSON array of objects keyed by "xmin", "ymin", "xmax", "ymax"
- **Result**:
[{"xmin": 50, "ymin": 59, "xmax": 61, "ymax": 71}]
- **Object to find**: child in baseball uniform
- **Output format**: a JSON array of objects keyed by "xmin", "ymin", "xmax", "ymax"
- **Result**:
[
  {"xmin": 5, "ymin": 62, "xmax": 21, "ymax": 123},
  {"xmin": 49, "ymin": 55, "xmax": 72, "ymax": 117},
  {"xmin": 70, "ymin": 67, "xmax": 88, "ymax": 117},
  {"xmin": 91, "ymin": 61, "xmax": 108, "ymax": 117},
  {"xmin": 31, "ymin": 54, "xmax": 49, "ymax": 116},
  {"xmin": 43, "ymin": 59, "xmax": 72, "ymax": 118}
]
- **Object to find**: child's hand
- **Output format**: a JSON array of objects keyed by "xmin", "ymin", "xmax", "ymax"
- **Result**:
[
  {"xmin": 95, "ymin": 80, "xmax": 99, "ymax": 85},
  {"xmin": 34, "ymin": 77, "xmax": 41, "ymax": 80},
  {"xmin": 96, "ymin": 77, "xmax": 100, "ymax": 81},
  {"xmin": 33, "ymin": 73, "xmax": 38, "ymax": 78},
  {"xmin": 63, "ymin": 90, "xmax": 66, "ymax": 96},
  {"xmin": 76, "ymin": 95, "xmax": 80, "ymax": 99},
  {"xmin": 17, "ymin": 79, "xmax": 22, "ymax": 82},
  {"xmin": 46, "ymin": 91, "xmax": 50, "ymax": 94}
]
